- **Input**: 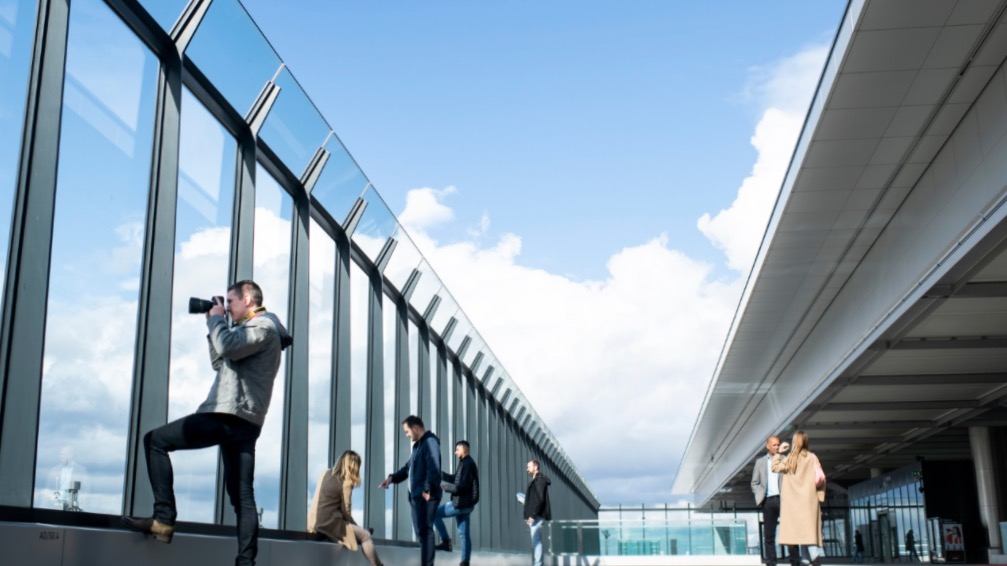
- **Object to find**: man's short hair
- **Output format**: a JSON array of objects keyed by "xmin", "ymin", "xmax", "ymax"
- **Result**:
[
  {"xmin": 228, "ymin": 280, "xmax": 263, "ymax": 306},
  {"xmin": 402, "ymin": 415, "xmax": 425, "ymax": 429},
  {"xmin": 455, "ymin": 440, "xmax": 470, "ymax": 450},
  {"xmin": 529, "ymin": 459, "xmax": 540, "ymax": 469}
]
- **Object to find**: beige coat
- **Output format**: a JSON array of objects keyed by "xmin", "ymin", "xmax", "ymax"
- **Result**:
[
  {"xmin": 772, "ymin": 451, "xmax": 825, "ymax": 546},
  {"xmin": 307, "ymin": 469, "xmax": 359, "ymax": 551}
]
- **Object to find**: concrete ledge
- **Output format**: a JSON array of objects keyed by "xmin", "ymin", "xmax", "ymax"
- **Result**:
[
  {"xmin": 549, "ymin": 555, "xmax": 762, "ymax": 566},
  {"xmin": 1, "ymin": 520, "xmax": 529, "ymax": 565}
]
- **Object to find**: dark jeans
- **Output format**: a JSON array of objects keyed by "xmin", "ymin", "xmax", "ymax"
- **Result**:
[
  {"xmin": 410, "ymin": 494, "xmax": 440, "ymax": 566},
  {"xmin": 763, "ymin": 496, "xmax": 800, "ymax": 566},
  {"xmin": 144, "ymin": 412, "xmax": 262, "ymax": 566}
]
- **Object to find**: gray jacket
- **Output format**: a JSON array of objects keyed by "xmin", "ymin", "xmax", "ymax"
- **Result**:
[
  {"xmin": 197, "ymin": 311, "xmax": 291, "ymax": 426},
  {"xmin": 751, "ymin": 453, "xmax": 784, "ymax": 507}
]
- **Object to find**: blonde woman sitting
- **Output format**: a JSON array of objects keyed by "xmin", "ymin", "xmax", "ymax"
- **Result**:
[{"xmin": 308, "ymin": 450, "xmax": 384, "ymax": 566}]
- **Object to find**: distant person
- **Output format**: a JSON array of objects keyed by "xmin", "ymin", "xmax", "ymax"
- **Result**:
[
  {"xmin": 121, "ymin": 280, "xmax": 291, "ymax": 566},
  {"xmin": 308, "ymin": 450, "xmax": 384, "ymax": 566},
  {"xmin": 905, "ymin": 529, "xmax": 919, "ymax": 562},
  {"xmin": 46, "ymin": 445, "xmax": 88, "ymax": 511},
  {"xmin": 752, "ymin": 435, "xmax": 799, "ymax": 566},
  {"xmin": 853, "ymin": 529, "xmax": 864, "ymax": 563},
  {"xmin": 433, "ymin": 440, "xmax": 480, "ymax": 566},
  {"xmin": 379, "ymin": 415, "xmax": 442, "ymax": 566},
  {"xmin": 772, "ymin": 431, "xmax": 826, "ymax": 566},
  {"xmin": 523, "ymin": 459, "xmax": 552, "ymax": 566}
]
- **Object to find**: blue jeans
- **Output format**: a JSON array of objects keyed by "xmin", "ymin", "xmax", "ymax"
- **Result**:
[
  {"xmin": 529, "ymin": 517, "xmax": 545, "ymax": 566},
  {"xmin": 433, "ymin": 501, "xmax": 473, "ymax": 562},
  {"xmin": 145, "ymin": 412, "xmax": 261, "ymax": 566},
  {"xmin": 411, "ymin": 494, "xmax": 440, "ymax": 566}
]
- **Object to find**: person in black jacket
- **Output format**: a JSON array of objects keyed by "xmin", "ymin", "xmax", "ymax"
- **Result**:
[
  {"xmin": 433, "ymin": 440, "xmax": 480, "ymax": 565},
  {"xmin": 523, "ymin": 459, "xmax": 552, "ymax": 566},
  {"xmin": 379, "ymin": 415, "xmax": 442, "ymax": 566}
]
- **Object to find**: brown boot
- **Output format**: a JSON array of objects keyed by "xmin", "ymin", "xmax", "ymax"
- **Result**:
[{"xmin": 120, "ymin": 516, "xmax": 175, "ymax": 543}]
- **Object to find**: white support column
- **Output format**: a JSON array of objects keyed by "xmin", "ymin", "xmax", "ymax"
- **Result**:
[{"xmin": 969, "ymin": 426, "xmax": 1002, "ymax": 558}]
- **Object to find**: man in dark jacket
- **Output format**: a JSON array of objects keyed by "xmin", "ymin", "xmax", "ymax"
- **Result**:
[
  {"xmin": 523, "ymin": 459, "xmax": 552, "ymax": 566},
  {"xmin": 433, "ymin": 440, "xmax": 480, "ymax": 565},
  {"xmin": 380, "ymin": 415, "xmax": 442, "ymax": 566}
]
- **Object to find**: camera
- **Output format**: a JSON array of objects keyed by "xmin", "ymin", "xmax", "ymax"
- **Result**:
[{"xmin": 189, "ymin": 296, "xmax": 224, "ymax": 314}]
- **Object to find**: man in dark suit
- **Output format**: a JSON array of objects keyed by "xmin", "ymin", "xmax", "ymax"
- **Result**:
[{"xmin": 752, "ymin": 435, "xmax": 798, "ymax": 566}]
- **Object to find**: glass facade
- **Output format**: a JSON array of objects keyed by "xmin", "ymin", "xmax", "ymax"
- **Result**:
[
  {"xmin": 0, "ymin": 0, "xmax": 596, "ymax": 553},
  {"xmin": 849, "ymin": 463, "xmax": 929, "ymax": 563}
]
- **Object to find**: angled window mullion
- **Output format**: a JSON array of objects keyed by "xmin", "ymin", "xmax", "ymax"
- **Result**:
[
  {"xmin": 122, "ymin": 32, "xmax": 184, "ymax": 517},
  {"xmin": 392, "ymin": 297, "xmax": 411, "ymax": 540},
  {"xmin": 278, "ymin": 191, "xmax": 310, "ymax": 530},
  {"xmin": 0, "ymin": 0, "xmax": 71, "ymax": 507}
]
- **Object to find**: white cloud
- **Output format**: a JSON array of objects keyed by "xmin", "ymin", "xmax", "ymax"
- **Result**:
[
  {"xmin": 398, "ymin": 186, "xmax": 456, "ymax": 231},
  {"xmin": 698, "ymin": 45, "xmax": 829, "ymax": 274},
  {"xmin": 393, "ymin": 43, "xmax": 829, "ymax": 504}
]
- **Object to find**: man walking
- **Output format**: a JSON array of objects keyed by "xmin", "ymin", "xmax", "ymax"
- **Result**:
[
  {"xmin": 752, "ymin": 435, "xmax": 799, "ymax": 566},
  {"xmin": 122, "ymin": 280, "xmax": 291, "ymax": 566},
  {"xmin": 380, "ymin": 415, "xmax": 442, "ymax": 566},
  {"xmin": 523, "ymin": 459, "xmax": 551, "ymax": 566},
  {"xmin": 433, "ymin": 440, "xmax": 480, "ymax": 566}
]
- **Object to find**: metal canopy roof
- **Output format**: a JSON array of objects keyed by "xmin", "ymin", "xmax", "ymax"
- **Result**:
[{"xmin": 674, "ymin": 0, "xmax": 1007, "ymax": 505}]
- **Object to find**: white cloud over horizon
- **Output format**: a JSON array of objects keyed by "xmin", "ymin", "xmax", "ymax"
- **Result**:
[{"xmin": 395, "ymin": 43, "xmax": 828, "ymax": 504}]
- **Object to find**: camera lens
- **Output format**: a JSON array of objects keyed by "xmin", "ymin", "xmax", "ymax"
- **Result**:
[{"xmin": 188, "ymin": 297, "xmax": 215, "ymax": 314}]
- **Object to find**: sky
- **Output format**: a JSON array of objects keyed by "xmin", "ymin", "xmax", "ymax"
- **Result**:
[{"xmin": 232, "ymin": 0, "xmax": 850, "ymax": 505}]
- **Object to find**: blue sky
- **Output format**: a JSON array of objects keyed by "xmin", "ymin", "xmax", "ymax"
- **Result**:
[
  {"xmin": 230, "ymin": 0, "xmax": 850, "ymax": 504},
  {"xmin": 241, "ymin": 1, "xmax": 846, "ymax": 281}
]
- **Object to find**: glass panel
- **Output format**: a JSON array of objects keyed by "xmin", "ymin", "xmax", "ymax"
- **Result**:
[
  {"xmin": 349, "ymin": 260, "xmax": 368, "ymax": 525},
  {"xmin": 33, "ymin": 0, "xmax": 157, "ymax": 512},
  {"xmin": 184, "ymin": 0, "xmax": 280, "ymax": 117},
  {"xmin": 447, "ymin": 316, "xmax": 472, "ymax": 356},
  {"xmin": 0, "ymin": 0, "xmax": 36, "ymax": 304},
  {"xmin": 166, "ymin": 88, "xmax": 237, "ymax": 522},
  {"xmin": 382, "ymin": 294, "xmax": 396, "ymax": 537},
  {"xmin": 409, "ymin": 319, "xmax": 419, "ymax": 417},
  {"xmin": 259, "ymin": 67, "xmax": 329, "ymax": 178},
  {"xmin": 311, "ymin": 134, "xmax": 367, "ymax": 225},
  {"xmin": 352, "ymin": 186, "xmax": 396, "ymax": 262},
  {"xmin": 137, "ymin": 0, "xmax": 188, "ymax": 33},
  {"xmin": 382, "ymin": 225, "xmax": 421, "ymax": 292},
  {"xmin": 428, "ymin": 289, "xmax": 458, "ymax": 337},
  {"xmin": 308, "ymin": 218, "xmax": 336, "ymax": 507},
  {"xmin": 408, "ymin": 260, "xmax": 440, "ymax": 316},
  {"xmin": 462, "ymin": 335, "xmax": 483, "ymax": 368},
  {"xmin": 252, "ymin": 166, "xmax": 293, "ymax": 528},
  {"xmin": 429, "ymin": 339, "xmax": 438, "ymax": 440}
]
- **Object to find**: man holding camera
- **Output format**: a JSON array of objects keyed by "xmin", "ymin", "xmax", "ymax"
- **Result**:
[{"xmin": 122, "ymin": 280, "xmax": 291, "ymax": 566}]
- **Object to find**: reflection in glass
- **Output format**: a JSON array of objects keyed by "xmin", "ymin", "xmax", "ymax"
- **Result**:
[
  {"xmin": 258, "ymin": 67, "xmax": 330, "ymax": 178},
  {"xmin": 33, "ymin": 0, "xmax": 157, "ymax": 513},
  {"xmin": 310, "ymin": 135, "xmax": 367, "ymax": 226},
  {"xmin": 382, "ymin": 292, "xmax": 396, "ymax": 537},
  {"xmin": 382, "ymin": 226, "xmax": 421, "ymax": 292},
  {"xmin": 352, "ymin": 187, "xmax": 397, "ymax": 262},
  {"xmin": 0, "ymin": 0, "xmax": 37, "ymax": 303},
  {"xmin": 252, "ymin": 167, "xmax": 293, "ymax": 528},
  {"xmin": 166, "ymin": 87, "xmax": 237, "ymax": 522},
  {"xmin": 136, "ymin": 0, "xmax": 188, "ymax": 33},
  {"xmin": 349, "ymin": 260, "xmax": 368, "ymax": 524},
  {"xmin": 308, "ymin": 219, "xmax": 335, "ymax": 507},
  {"xmin": 183, "ymin": 0, "xmax": 280, "ymax": 116}
]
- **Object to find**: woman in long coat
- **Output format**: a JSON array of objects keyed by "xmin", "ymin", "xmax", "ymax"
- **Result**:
[
  {"xmin": 772, "ymin": 430, "xmax": 826, "ymax": 566},
  {"xmin": 308, "ymin": 450, "xmax": 384, "ymax": 566}
]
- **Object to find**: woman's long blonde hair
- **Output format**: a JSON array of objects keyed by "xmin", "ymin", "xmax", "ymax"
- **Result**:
[
  {"xmin": 334, "ymin": 450, "xmax": 362, "ymax": 487},
  {"xmin": 784, "ymin": 430, "xmax": 810, "ymax": 475}
]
